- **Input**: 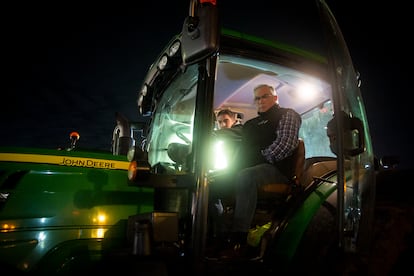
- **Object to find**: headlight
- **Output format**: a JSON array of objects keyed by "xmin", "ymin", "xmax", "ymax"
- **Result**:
[{"xmin": 211, "ymin": 140, "xmax": 228, "ymax": 170}]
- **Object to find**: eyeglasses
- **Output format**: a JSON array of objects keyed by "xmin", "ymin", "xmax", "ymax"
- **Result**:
[{"xmin": 254, "ymin": 93, "xmax": 273, "ymax": 102}]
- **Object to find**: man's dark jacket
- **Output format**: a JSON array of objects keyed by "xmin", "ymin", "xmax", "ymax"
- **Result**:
[{"xmin": 240, "ymin": 104, "xmax": 301, "ymax": 179}]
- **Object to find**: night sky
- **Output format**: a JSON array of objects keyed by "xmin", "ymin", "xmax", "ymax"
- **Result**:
[{"xmin": 2, "ymin": 1, "xmax": 411, "ymax": 169}]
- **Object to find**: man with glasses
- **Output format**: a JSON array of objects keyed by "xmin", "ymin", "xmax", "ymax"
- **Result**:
[{"xmin": 221, "ymin": 83, "xmax": 302, "ymax": 258}]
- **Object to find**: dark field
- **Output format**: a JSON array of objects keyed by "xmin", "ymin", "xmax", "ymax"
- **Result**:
[{"xmin": 342, "ymin": 169, "xmax": 413, "ymax": 275}]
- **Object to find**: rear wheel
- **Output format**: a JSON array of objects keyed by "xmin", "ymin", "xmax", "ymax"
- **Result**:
[{"xmin": 289, "ymin": 194, "xmax": 338, "ymax": 274}]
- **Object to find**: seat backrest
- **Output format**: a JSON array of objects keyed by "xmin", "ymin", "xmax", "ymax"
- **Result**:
[{"xmin": 292, "ymin": 138, "xmax": 305, "ymax": 186}]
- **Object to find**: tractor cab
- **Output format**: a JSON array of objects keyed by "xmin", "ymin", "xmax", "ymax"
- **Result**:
[{"xmin": 125, "ymin": 0, "xmax": 376, "ymax": 273}]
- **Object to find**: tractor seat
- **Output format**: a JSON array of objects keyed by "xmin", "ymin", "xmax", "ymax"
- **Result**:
[{"xmin": 258, "ymin": 138, "xmax": 305, "ymax": 197}]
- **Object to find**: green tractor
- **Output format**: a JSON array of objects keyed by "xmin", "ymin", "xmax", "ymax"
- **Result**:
[{"xmin": 1, "ymin": 1, "xmax": 376, "ymax": 274}]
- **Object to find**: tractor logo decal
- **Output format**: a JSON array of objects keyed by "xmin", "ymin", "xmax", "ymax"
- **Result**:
[{"xmin": 0, "ymin": 153, "xmax": 129, "ymax": 170}]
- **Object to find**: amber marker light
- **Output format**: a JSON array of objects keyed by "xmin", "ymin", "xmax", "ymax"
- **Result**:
[
  {"xmin": 70, "ymin": 131, "xmax": 80, "ymax": 139},
  {"xmin": 128, "ymin": 160, "xmax": 138, "ymax": 181}
]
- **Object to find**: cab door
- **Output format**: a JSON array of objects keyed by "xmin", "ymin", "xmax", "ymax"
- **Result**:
[{"xmin": 317, "ymin": 1, "xmax": 376, "ymax": 253}]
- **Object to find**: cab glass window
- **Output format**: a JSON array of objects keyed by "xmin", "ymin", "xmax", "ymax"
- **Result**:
[{"xmin": 146, "ymin": 64, "xmax": 198, "ymax": 173}]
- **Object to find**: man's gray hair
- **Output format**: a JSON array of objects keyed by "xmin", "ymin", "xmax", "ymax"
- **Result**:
[{"xmin": 253, "ymin": 84, "xmax": 277, "ymax": 95}]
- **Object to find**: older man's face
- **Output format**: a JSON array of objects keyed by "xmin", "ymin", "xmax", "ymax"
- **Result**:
[{"xmin": 254, "ymin": 86, "xmax": 278, "ymax": 113}]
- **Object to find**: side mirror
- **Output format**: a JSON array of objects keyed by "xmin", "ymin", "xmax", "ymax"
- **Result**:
[
  {"xmin": 181, "ymin": 0, "xmax": 219, "ymax": 65},
  {"xmin": 327, "ymin": 112, "xmax": 365, "ymax": 157},
  {"xmin": 379, "ymin": 155, "xmax": 400, "ymax": 169}
]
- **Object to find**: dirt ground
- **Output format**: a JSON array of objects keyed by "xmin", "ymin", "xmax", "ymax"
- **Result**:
[{"xmin": 343, "ymin": 169, "xmax": 414, "ymax": 275}]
